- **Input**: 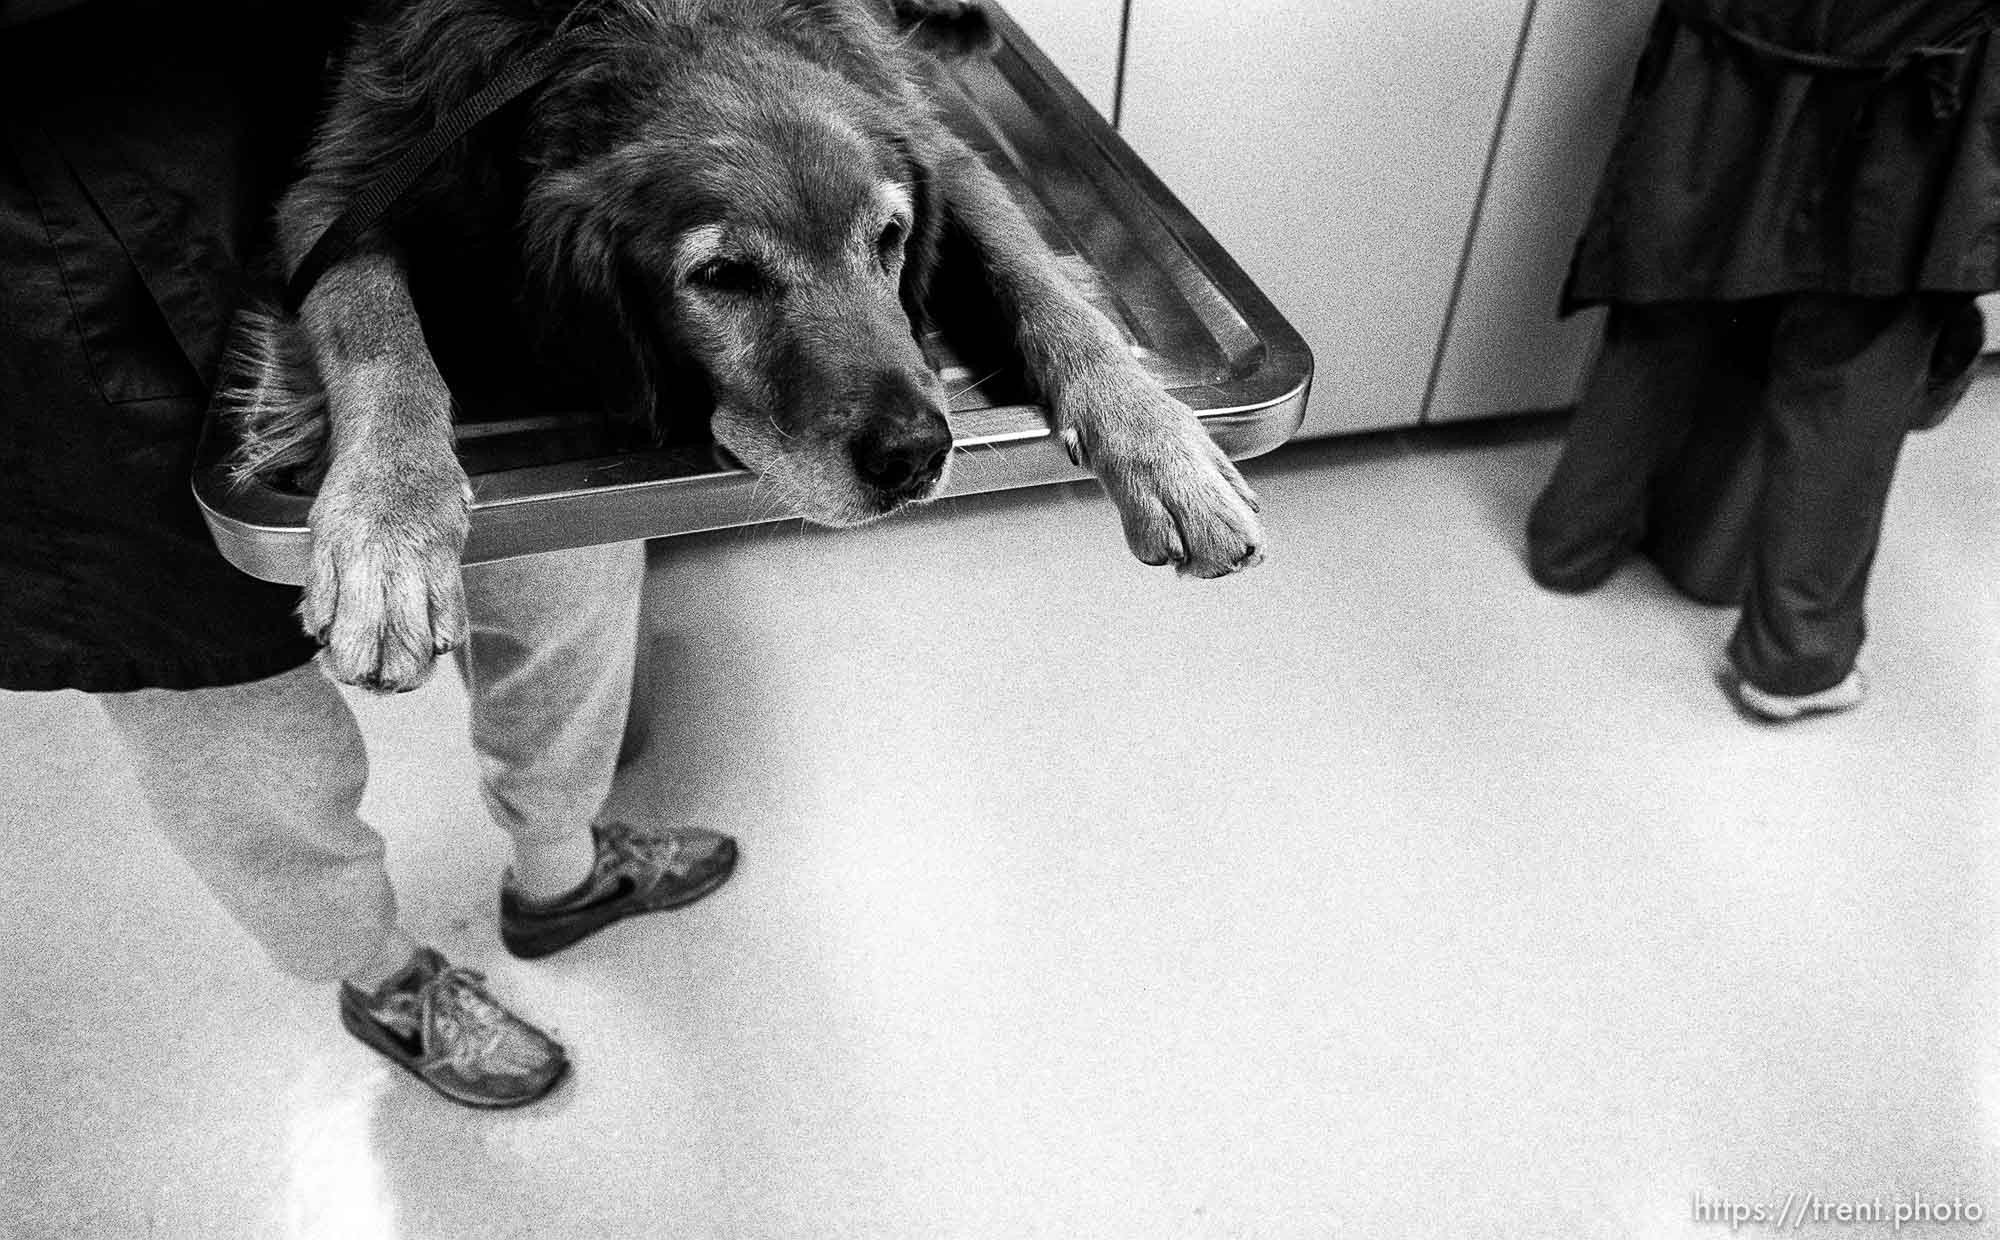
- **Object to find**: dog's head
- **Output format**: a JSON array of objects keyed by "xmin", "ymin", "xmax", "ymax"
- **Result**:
[{"xmin": 522, "ymin": 38, "xmax": 954, "ymax": 526}]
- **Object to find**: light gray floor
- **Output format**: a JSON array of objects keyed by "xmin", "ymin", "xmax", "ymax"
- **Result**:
[{"xmin": 4, "ymin": 383, "xmax": 1997, "ymax": 1239}]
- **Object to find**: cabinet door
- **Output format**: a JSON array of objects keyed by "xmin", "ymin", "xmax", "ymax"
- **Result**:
[
  {"xmin": 1425, "ymin": 0, "xmax": 1657, "ymax": 424},
  {"xmin": 996, "ymin": 0, "xmax": 1125, "ymax": 120},
  {"xmin": 1119, "ymin": 0, "xmax": 1529, "ymax": 438}
]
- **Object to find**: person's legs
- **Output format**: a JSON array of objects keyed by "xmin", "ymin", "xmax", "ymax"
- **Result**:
[
  {"xmin": 97, "ymin": 660, "xmax": 569, "ymax": 1107},
  {"xmin": 1637, "ymin": 308, "xmax": 1776, "ymax": 605},
  {"xmin": 460, "ymin": 541, "xmax": 647, "ymax": 898},
  {"xmin": 97, "ymin": 660, "xmax": 408, "ymax": 984},
  {"xmin": 459, "ymin": 541, "xmax": 737, "ymax": 959},
  {"xmin": 1726, "ymin": 293, "xmax": 1942, "ymax": 708},
  {"xmin": 1527, "ymin": 301, "xmax": 1750, "ymax": 591}
]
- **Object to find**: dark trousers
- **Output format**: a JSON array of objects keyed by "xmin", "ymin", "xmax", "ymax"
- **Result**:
[{"xmin": 1527, "ymin": 293, "xmax": 1969, "ymax": 696}]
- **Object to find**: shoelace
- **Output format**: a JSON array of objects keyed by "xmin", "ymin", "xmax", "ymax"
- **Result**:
[
  {"xmin": 600, "ymin": 824, "xmax": 696, "ymax": 875},
  {"xmin": 426, "ymin": 967, "xmax": 549, "ymax": 1077}
]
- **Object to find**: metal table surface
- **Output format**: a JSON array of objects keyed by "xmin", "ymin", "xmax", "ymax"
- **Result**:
[{"xmin": 195, "ymin": 4, "xmax": 1313, "ymax": 586}]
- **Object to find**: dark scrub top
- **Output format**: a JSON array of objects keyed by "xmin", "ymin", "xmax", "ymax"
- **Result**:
[
  {"xmin": 0, "ymin": 1, "xmax": 350, "ymax": 691},
  {"xmin": 1566, "ymin": 0, "xmax": 2000, "ymax": 310}
]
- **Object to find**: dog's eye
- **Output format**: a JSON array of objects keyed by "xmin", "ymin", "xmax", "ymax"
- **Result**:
[
  {"xmin": 877, "ymin": 219, "xmax": 907, "ymax": 267},
  {"xmin": 689, "ymin": 259, "xmax": 766, "ymax": 296}
]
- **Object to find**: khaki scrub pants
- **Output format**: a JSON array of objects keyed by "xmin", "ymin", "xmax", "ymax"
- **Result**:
[{"xmin": 95, "ymin": 541, "xmax": 645, "ymax": 981}]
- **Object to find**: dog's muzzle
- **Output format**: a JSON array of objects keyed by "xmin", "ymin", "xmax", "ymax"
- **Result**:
[{"xmin": 850, "ymin": 407, "xmax": 952, "ymax": 508}]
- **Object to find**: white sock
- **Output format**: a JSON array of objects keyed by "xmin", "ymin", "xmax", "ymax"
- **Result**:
[
  {"xmin": 343, "ymin": 929, "xmax": 422, "ymax": 995},
  {"xmin": 511, "ymin": 836, "xmax": 599, "ymax": 904}
]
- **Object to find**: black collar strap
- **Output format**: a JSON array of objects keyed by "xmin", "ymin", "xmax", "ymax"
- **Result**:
[{"xmin": 283, "ymin": 25, "xmax": 594, "ymax": 316}]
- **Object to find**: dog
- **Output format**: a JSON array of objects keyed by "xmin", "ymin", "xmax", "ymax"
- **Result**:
[{"xmin": 222, "ymin": 0, "xmax": 1267, "ymax": 692}]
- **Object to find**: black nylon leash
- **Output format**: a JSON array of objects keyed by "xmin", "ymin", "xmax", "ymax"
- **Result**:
[{"xmin": 283, "ymin": 26, "xmax": 593, "ymax": 315}]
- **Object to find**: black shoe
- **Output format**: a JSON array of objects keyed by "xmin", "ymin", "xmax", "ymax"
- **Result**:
[
  {"xmin": 499, "ymin": 822, "xmax": 739, "ymax": 959},
  {"xmin": 338, "ymin": 946, "xmax": 569, "ymax": 1109}
]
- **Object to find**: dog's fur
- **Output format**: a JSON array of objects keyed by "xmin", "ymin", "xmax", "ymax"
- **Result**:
[{"xmin": 223, "ymin": 0, "xmax": 1265, "ymax": 691}]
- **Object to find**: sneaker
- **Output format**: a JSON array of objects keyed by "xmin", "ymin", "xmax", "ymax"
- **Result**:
[
  {"xmin": 1731, "ymin": 668, "xmax": 1866, "ymax": 722},
  {"xmin": 338, "ymin": 947, "xmax": 569, "ymax": 1109},
  {"xmin": 499, "ymin": 822, "xmax": 739, "ymax": 960}
]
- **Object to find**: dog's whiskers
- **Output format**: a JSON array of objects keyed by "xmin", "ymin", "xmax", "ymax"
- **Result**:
[
  {"xmin": 744, "ymin": 471, "xmax": 793, "ymax": 530},
  {"xmin": 945, "ymin": 367, "xmax": 1002, "ymax": 405},
  {"xmin": 957, "ymin": 432, "xmax": 1010, "ymax": 459}
]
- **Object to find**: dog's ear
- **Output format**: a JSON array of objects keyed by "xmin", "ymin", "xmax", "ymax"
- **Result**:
[
  {"xmin": 893, "ymin": 126, "xmax": 1024, "ymax": 381},
  {"xmin": 891, "ymin": 130, "xmax": 945, "ymax": 330},
  {"xmin": 520, "ymin": 168, "xmax": 662, "ymax": 436},
  {"xmin": 886, "ymin": 0, "xmax": 997, "ymax": 58}
]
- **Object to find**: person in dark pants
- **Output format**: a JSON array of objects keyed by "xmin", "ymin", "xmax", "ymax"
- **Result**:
[
  {"xmin": 1527, "ymin": 0, "xmax": 1998, "ymax": 721},
  {"xmin": 2, "ymin": 0, "xmax": 736, "ymax": 1108}
]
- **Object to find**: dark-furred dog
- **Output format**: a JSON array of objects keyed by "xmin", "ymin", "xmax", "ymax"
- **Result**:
[{"xmin": 225, "ymin": 0, "xmax": 1266, "ymax": 691}]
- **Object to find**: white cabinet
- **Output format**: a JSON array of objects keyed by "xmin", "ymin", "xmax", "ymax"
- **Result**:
[
  {"xmin": 997, "ymin": 0, "xmax": 1124, "ymax": 121},
  {"xmin": 1118, "ymin": 0, "xmax": 1531, "ymax": 438},
  {"xmin": 1424, "ymin": 0, "xmax": 1657, "ymax": 423}
]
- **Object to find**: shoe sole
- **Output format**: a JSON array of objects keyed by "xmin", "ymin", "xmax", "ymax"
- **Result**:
[
  {"xmin": 339, "ymin": 999, "xmax": 570, "ymax": 1109},
  {"xmin": 500, "ymin": 839, "xmax": 739, "ymax": 960}
]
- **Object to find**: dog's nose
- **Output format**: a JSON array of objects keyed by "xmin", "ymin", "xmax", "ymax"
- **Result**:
[{"xmin": 851, "ymin": 410, "xmax": 952, "ymax": 499}]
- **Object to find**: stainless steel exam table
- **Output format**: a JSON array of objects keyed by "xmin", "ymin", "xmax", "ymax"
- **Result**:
[{"xmin": 195, "ymin": 5, "xmax": 1313, "ymax": 585}]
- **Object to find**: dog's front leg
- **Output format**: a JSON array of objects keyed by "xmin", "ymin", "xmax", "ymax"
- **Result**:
[
  {"xmin": 296, "ymin": 251, "xmax": 470, "ymax": 691},
  {"xmin": 935, "ymin": 149, "xmax": 1265, "ymax": 577}
]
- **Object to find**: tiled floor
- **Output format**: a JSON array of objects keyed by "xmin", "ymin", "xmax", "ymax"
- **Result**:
[{"xmin": 4, "ymin": 382, "xmax": 1997, "ymax": 1239}]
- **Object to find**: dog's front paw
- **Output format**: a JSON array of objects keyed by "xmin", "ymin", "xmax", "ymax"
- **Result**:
[
  {"xmin": 1064, "ymin": 388, "xmax": 1265, "ymax": 579},
  {"xmin": 302, "ymin": 460, "xmax": 472, "ymax": 693}
]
